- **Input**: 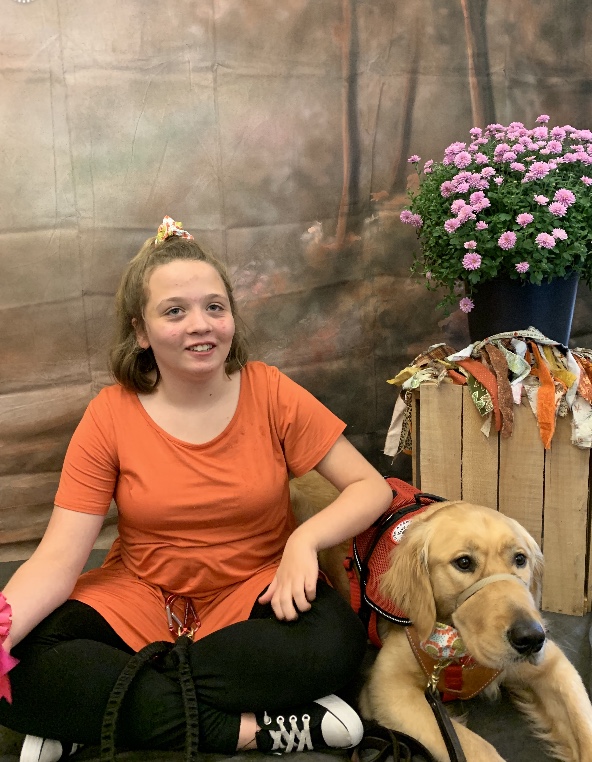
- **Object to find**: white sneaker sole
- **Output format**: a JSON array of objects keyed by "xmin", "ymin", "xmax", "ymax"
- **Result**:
[
  {"xmin": 315, "ymin": 694, "xmax": 364, "ymax": 748},
  {"xmin": 20, "ymin": 736, "xmax": 62, "ymax": 762},
  {"xmin": 20, "ymin": 735, "xmax": 80, "ymax": 762}
]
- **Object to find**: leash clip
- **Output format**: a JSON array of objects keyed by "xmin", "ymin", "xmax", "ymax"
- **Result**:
[{"xmin": 427, "ymin": 658, "xmax": 452, "ymax": 694}]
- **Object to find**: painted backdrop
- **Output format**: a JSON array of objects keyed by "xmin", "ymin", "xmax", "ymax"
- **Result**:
[{"xmin": 2, "ymin": 0, "xmax": 592, "ymax": 556}]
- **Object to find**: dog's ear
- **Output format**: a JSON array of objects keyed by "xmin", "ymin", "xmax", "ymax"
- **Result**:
[{"xmin": 379, "ymin": 519, "xmax": 436, "ymax": 641}]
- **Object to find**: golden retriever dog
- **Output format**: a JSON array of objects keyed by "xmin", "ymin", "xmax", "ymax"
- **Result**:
[{"xmin": 358, "ymin": 500, "xmax": 592, "ymax": 762}]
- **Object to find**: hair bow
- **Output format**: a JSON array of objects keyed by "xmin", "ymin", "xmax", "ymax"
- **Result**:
[{"xmin": 155, "ymin": 216, "xmax": 194, "ymax": 244}]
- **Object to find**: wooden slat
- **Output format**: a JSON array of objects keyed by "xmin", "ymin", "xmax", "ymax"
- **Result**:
[
  {"xmin": 419, "ymin": 384, "xmax": 462, "ymax": 499},
  {"xmin": 498, "ymin": 402, "xmax": 544, "ymax": 546},
  {"xmin": 411, "ymin": 391, "xmax": 420, "ymax": 488},
  {"xmin": 542, "ymin": 415, "xmax": 590, "ymax": 615},
  {"xmin": 587, "ymin": 485, "xmax": 592, "ymax": 612},
  {"xmin": 461, "ymin": 385, "xmax": 499, "ymax": 509}
]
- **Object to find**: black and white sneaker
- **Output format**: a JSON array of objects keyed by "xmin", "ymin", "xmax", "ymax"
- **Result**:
[
  {"xmin": 256, "ymin": 694, "xmax": 364, "ymax": 753},
  {"xmin": 19, "ymin": 735, "xmax": 81, "ymax": 762}
]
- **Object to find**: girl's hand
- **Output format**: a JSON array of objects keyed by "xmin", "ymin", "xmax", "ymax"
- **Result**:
[{"xmin": 258, "ymin": 530, "xmax": 318, "ymax": 621}]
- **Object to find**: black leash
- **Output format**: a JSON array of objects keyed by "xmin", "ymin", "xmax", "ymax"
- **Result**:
[
  {"xmin": 425, "ymin": 686, "xmax": 467, "ymax": 762},
  {"xmin": 100, "ymin": 635, "xmax": 199, "ymax": 762}
]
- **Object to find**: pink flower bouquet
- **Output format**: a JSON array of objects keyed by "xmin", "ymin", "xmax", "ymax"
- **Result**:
[{"xmin": 400, "ymin": 116, "xmax": 592, "ymax": 312}]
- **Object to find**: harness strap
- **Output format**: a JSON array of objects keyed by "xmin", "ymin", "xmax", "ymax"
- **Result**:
[
  {"xmin": 343, "ymin": 548, "xmax": 361, "ymax": 614},
  {"xmin": 100, "ymin": 637, "xmax": 200, "ymax": 762}
]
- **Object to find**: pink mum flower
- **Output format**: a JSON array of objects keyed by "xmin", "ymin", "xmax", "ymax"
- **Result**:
[
  {"xmin": 459, "ymin": 297, "xmax": 474, "ymax": 314},
  {"xmin": 552, "ymin": 228, "xmax": 568, "ymax": 240},
  {"xmin": 535, "ymin": 232, "xmax": 556, "ymax": 249},
  {"xmin": 510, "ymin": 162, "xmax": 526, "ymax": 172},
  {"xmin": 525, "ymin": 161, "xmax": 551, "ymax": 179},
  {"xmin": 464, "ymin": 240, "xmax": 478, "ymax": 249},
  {"xmin": 481, "ymin": 166, "xmax": 496, "ymax": 177},
  {"xmin": 454, "ymin": 151, "xmax": 472, "ymax": 168},
  {"xmin": 493, "ymin": 177, "xmax": 504, "ymax": 185},
  {"xmin": 515, "ymin": 262, "xmax": 530, "ymax": 273},
  {"xmin": 534, "ymin": 194, "xmax": 549, "ymax": 205},
  {"xmin": 409, "ymin": 214, "xmax": 423, "ymax": 228},
  {"xmin": 462, "ymin": 252, "xmax": 482, "ymax": 270},
  {"xmin": 408, "ymin": 154, "xmax": 421, "ymax": 163},
  {"xmin": 581, "ymin": 176, "xmax": 592, "ymax": 186},
  {"xmin": 444, "ymin": 218, "xmax": 461, "ymax": 233},
  {"xmin": 425, "ymin": 271, "xmax": 433, "ymax": 280},
  {"xmin": 451, "ymin": 199, "xmax": 468, "ymax": 214},
  {"xmin": 548, "ymin": 202, "xmax": 568, "ymax": 217},
  {"xmin": 457, "ymin": 206, "xmax": 476, "ymax": 223},
  {"xmin": 546, "ymin": 140, "xmax": 563, "ymax": 153},
  {"xmin": 498, "ymin": 231, "xmax": 517, "ymax": 250},
  {"xmin": 476, "ymin": 221, "xmax": 488, "ymax": 230},
  {"xmin": 423, "ymin": 159, "xmax": 434, "ymax": 173},
  {"xmin": 474, "ymin": 153, "xmax": 489, "ymax": 165},
  {"xmin": 440, "ymin": 181, "xmax": 454, "ymax": 197},
  {"xmin": 536, "ymin": 115, "xmax": 550, "ymax": 123},
  {"xmin": 400, "ymin": 210, "xmax": 413, "ymax": 223},
  {"xmin": 516, "ymin": 213, "xmax": 534, "ymax": 227},
  {"xmin": 554, "ymin": 188, "xmax": 576, "ymax": 206},
  {"xmin": 472, "ymin": 197, "xmax": 491, "ymax": 212}
]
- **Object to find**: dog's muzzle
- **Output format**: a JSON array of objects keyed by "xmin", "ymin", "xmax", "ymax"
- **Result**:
[{"xmin": 455, "ymin": 572, "xmax": 545, "ymax": 657}]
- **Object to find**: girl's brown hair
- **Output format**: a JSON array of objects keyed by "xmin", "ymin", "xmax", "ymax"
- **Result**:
[{"xmin": 110, "ymin": 235, "xmax": 249, "ymax": 393}]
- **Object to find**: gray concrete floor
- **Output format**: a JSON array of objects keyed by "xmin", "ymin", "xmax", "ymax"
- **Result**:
[{"xmin": 1, "ymin": 552, "xmax": 590, "ymax": 761}]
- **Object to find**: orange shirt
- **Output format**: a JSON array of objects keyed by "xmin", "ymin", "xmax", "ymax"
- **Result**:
[{"xmin": 54, "ymin": 362, "xmax": 345, "ymax": 651}]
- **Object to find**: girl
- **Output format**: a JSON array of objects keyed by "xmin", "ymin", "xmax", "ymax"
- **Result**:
[{"xmin": 0, "ymin": 217, "xmax": 392, "ymax": 762}]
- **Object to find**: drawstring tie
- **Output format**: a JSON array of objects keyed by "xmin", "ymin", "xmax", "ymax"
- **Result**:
[{"xmin": 100, "ymin": 635, "xmax": 200, "ymax": 762}]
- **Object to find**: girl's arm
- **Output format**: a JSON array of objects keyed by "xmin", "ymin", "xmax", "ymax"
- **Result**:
[
  {"xmin": 259, "ymin": 434, "xmax": 392, "ymax": 620},
  {"xmin": 3, "ymin": 506, "xmax": 105, "ymax": 651}
]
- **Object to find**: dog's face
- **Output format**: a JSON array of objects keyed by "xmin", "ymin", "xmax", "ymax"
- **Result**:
[{"xmin": 380, "ymin": 501, "xmax": 545, "ymax": 669}]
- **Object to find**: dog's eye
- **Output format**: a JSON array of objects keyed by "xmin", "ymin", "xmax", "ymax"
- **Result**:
[
  {"xmin": 514, "ymin": 552, "xmax": 528, "ymax": 567},
  {"xmin": 453, "ymin": 555, "xmax": 474, "ymax": 572}
]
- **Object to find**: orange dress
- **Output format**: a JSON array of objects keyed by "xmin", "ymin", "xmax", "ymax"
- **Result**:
[{"xmin": 54, "ymin": 362, "xmax": 345, "ymax": 651}]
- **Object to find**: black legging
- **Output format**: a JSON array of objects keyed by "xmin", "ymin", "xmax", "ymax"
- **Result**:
[{"xmin": 0, "ymin": 581, "xmax": 367, "ymax": 753}]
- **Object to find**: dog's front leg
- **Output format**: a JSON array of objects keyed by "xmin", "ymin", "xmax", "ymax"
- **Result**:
[
  {"xmin": 505, "ymin": 640, "xmax": 592, "ymax": 762},
  {"xmin": 360, "ymin": 644, "xmax": 505, "ymax": 762}
]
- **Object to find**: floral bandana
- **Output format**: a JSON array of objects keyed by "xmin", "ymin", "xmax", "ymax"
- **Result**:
[
  {"xmin": 155, "ymin": 216, "xmax": 194, "ymax": 244},
  {"xmin": 419, "ymin": 622, "xmax": 470, "ymax": 661}
]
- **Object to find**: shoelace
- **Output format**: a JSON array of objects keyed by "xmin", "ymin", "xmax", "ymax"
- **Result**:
[{"xmin": 263, "ymin": 711, "xmax": 313, "ymax": 752}]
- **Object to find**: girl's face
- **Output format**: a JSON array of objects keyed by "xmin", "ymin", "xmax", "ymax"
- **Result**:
[{"xmin": 135, "ymin": 259, "xmax": 236, "ymax": 383}]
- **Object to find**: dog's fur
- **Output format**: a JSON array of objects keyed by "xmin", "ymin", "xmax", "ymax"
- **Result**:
[
  {"xmin": 358, "ymin": 500, "xmax": 592, "ymax": 762},
  {"xmin": 290, "ymin": 474, "xmax": 592, "ymax": 762}
]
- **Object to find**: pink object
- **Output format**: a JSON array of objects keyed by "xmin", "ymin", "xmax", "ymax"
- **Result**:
[{"xmin": 0, "ymin": 593, "xmax": 18, "ymax": 704}]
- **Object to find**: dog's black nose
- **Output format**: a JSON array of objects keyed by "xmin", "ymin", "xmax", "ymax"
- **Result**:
[{"xmin": 507, "ymin": 619, "xmax": 546, "ymax": 655}]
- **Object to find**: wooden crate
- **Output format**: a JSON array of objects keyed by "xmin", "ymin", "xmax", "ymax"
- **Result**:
[{"xmin": 412, "ymin": 383, "xmax": 592, "ymax": 615}]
